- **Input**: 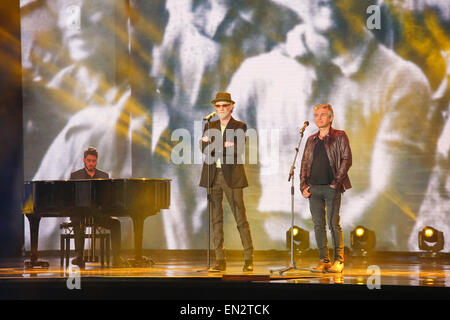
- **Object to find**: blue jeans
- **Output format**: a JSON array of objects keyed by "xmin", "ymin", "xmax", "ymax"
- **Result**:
[{"xmin": 308, "ymin": 184, "xmax": 344, "ymax": 262}]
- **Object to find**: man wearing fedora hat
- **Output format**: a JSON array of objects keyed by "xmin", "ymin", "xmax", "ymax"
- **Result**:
[{"xmin": 200, "ymin": 92, "xmax": 254, "ymax": 272}]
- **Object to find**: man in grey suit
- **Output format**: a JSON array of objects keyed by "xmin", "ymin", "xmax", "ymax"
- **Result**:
[
  {"xmin": 70, "ymin": 147, "xmax": 123, "ymax": 268},
  {"xmin": 200, "ymin": 92, "xmax": 254, "ymax": 272}
]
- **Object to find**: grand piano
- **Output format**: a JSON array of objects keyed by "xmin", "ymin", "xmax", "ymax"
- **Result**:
[{"xmin": 22, "ymin": 178, "xmax": 171, "ymax": 268}]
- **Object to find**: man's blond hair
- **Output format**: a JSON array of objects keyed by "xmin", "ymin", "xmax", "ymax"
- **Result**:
[{"xmin": 314, "ymin": 103, "xmax": 334, "ymax": 118}]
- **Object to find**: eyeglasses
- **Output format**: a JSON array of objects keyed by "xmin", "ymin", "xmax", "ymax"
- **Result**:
[{"xmin": 215, "ymin": 103, "xmax": 231, "ymax": 108}]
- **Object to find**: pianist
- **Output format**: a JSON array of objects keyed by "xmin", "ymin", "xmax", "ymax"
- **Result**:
[
  {"xmin": 70, "ymin": 147, "xmax": 109, "ymax": 179},
  {"xmin": 70, "ymin": 147, "xmax": 124, "ymax": 267}
]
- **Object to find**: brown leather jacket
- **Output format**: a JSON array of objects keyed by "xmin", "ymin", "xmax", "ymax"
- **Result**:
[{"xmin": 300, "ymin": 127, "xmax": 352, "ymax": 193}]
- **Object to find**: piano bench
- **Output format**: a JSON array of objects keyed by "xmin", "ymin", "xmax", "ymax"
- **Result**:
[{"xmin": 60, "ymin": 233, "xmax": 111, "ymax": 269}]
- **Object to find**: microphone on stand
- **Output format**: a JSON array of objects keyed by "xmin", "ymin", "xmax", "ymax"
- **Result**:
[
  {"xmin": 300, "ymin": 121, "xmax": 309, "ymax": 133},
  {"xmin": 203, "ymin": 112, "xmax": 216, "ymax": 121}
]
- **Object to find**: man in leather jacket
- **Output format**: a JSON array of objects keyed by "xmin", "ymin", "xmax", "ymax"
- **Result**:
[{"xmin": 300, "ymin": 103, "xmax": 352, "ymax": 273}]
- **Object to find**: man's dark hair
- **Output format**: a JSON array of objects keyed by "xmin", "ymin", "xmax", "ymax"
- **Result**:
[{"xmin": 84, "ymin": 147, "xmax": 98, "ymax": 159}]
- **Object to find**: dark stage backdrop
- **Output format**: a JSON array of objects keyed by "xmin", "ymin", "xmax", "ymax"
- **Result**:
[
  {"xmin": 20, "ymin": 0, "xmax": 449, "ymax": 252},
  {"xmin": 0, "ymin": 0, "xmax": 23, "ymax": 258}
]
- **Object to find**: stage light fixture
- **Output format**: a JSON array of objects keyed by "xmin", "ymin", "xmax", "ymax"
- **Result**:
[
  {"xmin": 424, "ymin": 227, "xmax": 434, "ymax": 238},
  {"xmin": 355, "ymin": 226, "xmax": 365, "ymax": 237},
  {"xmin": 350, "ymin": 225, "xmax": 376, "ymax": 255},
  {"xmin": 418, "ymin": 226, "xmax": 444, "ymax": 253},
  {"xmin": 286, "ymin": 226, "xmax": 309, "ymax": 252}
]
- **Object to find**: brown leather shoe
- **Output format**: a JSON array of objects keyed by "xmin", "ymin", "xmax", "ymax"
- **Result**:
[
  {"xmin": 243, "ymin": 260, "xmax": 254, "ymax": 272},
  {"xmin": 311, "ymin": 260, "xmax": 332, "ymax": 273},
  {"xmin": 210, "ymin": 260, "xmax": 226, "ymax": 271},
  {"xmin": 327, "ymin": 261, "xmax": 344, "ymax": 273}
]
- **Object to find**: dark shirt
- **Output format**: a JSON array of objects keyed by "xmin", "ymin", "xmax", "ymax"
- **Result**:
[
  {"xmin": 70, "ymin": 168, "xmax": 109, "ymax": 180},
  {"xmin": 310, "ymin": 138, "xmax": 334, "ymax": 185}
]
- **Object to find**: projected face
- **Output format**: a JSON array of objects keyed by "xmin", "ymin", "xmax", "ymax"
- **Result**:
[
  {"xmin": 306, "ymin": 0, "xmax": 336, "ymax": 34},
  {"xmin": 83, "ymin": 154, "xmax": 97, "ymax": 172},
  {"xmin": 51, "ymin": 0, "xmax": 111, "ymax": 62},
  {"xmin": 192, "ymin": 0, "xmax": 228, "ymax": 38}
]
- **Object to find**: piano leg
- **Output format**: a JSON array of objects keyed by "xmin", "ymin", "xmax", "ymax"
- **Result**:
[
  {"xmin": 129, "ymin": 215, "xmax": 155, "ymax": 267},
  {"xmin": 24, "ymin": 215, "xmax": 49, "ymax": 269}
]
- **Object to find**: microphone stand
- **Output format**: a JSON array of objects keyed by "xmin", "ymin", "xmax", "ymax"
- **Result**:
[
  {"xmin": 270, "ymin": 127, "xmax": 310, "ymax": 275},
  {"xmin": 197, "ymin": 117, "xmax": 217, "ymax": 272}
]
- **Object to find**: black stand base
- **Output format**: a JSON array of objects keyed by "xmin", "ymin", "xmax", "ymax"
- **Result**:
[
  {"xmin": 24, "ymin": 260, "xmax": 50, "ymax": 269},
  {"xmin": 270, "ymin": 262, "xmax": 311, "ymax": 275}
]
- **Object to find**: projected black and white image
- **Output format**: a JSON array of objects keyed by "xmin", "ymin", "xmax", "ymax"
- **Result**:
[{"xmin": 21, "ymin": 0, "xmax": 450, "ymax": 252}]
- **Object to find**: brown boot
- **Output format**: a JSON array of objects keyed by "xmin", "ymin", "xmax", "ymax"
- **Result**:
[
  {"xmin": 210, "ymin": 260, "xmax": 226, "ymax": 272},
  {"xmin": 243, "ymin": 260, "xmax": 254, "ymax": 272},
  {"xmin": 311, "ymin": 259, "xmax": 332, "ymax": 273},
  {"xmin": 327, "ymin": 261, "xmax": 344, "ymax": 273}
]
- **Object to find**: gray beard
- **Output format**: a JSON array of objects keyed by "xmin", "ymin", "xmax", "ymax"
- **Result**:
[{"xmin": 218, "ymin": 113, "xmax": 231, "ymax": 121}]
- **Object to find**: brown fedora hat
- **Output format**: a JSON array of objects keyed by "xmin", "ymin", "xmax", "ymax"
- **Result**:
[{"xmin": 211, "ymin": 91, "xmax": 235, "ymax": 104}]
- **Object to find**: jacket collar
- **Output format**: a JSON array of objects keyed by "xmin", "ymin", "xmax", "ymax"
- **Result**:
[
  {"xmin": 211, "ymin": 116, "xmax": 236, "ymax": 130},
  {"xmin": 313, "ymin": 126, "xmax": 335, "ymax": 140}
]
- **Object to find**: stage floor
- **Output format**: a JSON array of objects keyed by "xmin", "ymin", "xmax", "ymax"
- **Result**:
[{"xmin": 1, "ymin": 251, "xmax": 449, "ymax": 300}]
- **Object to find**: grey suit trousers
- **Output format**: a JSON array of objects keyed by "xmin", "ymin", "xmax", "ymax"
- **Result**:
[{"xmin": 210, "ymin": 169, "xmax": 253, "ymax": 261}]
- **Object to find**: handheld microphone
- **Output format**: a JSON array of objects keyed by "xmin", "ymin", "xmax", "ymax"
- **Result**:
[
  {"xmin": 203, "ymin": 112, "xmax": 216, "ymax": 121},
  {"xmin": 300, "ymin": 121, "xmax": 309, "ymax": 133}
]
